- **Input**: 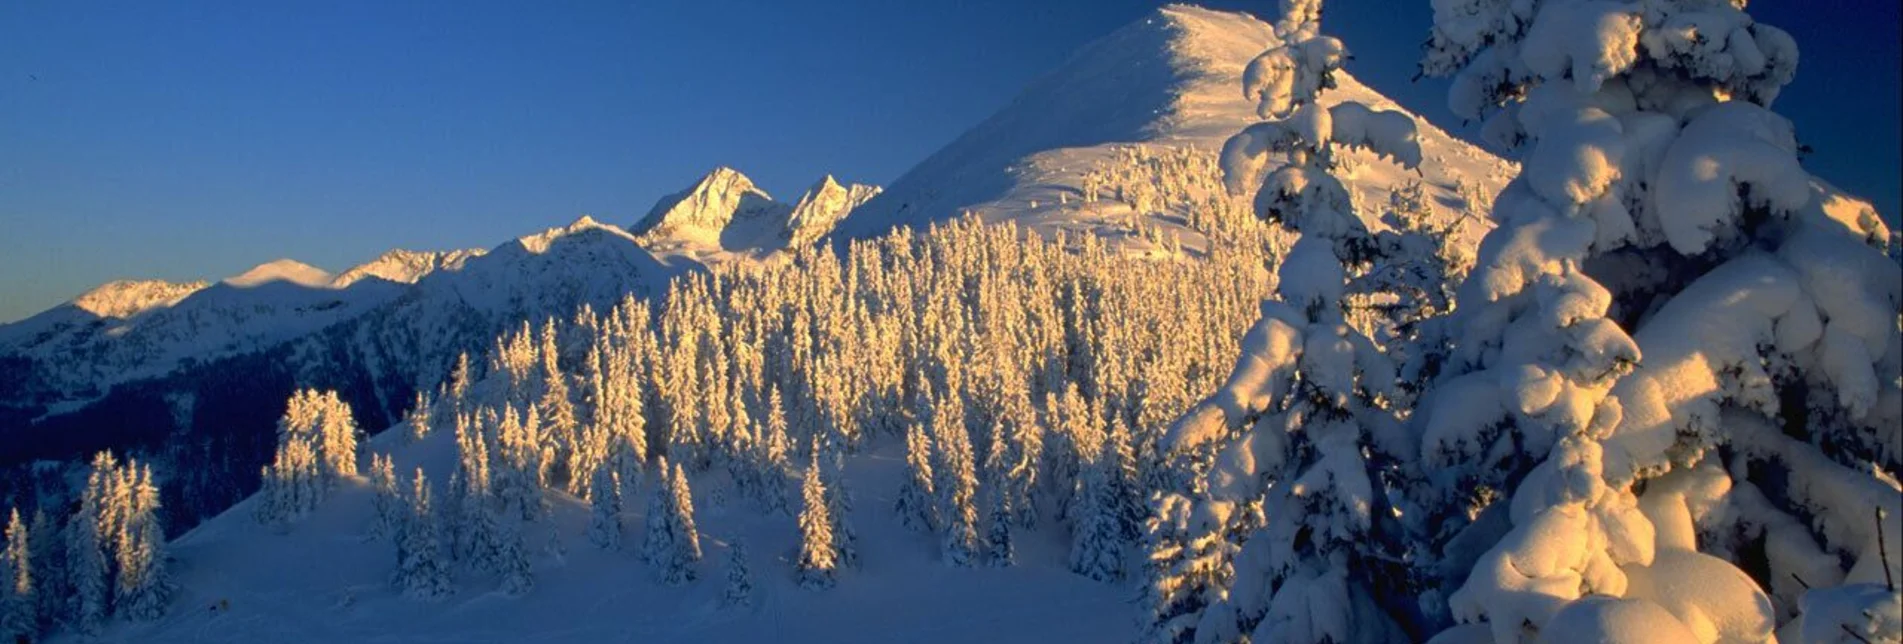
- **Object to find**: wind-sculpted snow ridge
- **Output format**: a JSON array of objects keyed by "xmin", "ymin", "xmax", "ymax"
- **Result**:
[{"xmin": 834, "ymin": 5, "xmax": 1515, "ymax": 256}]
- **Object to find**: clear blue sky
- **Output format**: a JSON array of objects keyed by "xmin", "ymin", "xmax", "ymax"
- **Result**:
[{"xmin": 2, "ymin": 1, "xmax": 1896, "ymax": 323}]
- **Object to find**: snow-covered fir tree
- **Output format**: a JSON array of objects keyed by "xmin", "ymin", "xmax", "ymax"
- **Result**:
[
  {"xmin": 722, "ymin": 540, "xmax": 754, "ymax": 608},
  {"xmin": 587, "ymin": 465, "xmax": 622, "ymax": 551},
  {"xmin": 795, "ymin": 455, "xmax": 837, "ymax": 590},
  {"xmin": 407, "ymin": 390, "xmax": 433, "ymax": 442},
  {"xmin": 113, "ymin": 464, "xmax": 171, "ymax": 621},
  {"xmin": 1145, "ymin": 1, "xmax": 1438, "ymax": 639},
  {"xmin": 983, "ymin": 466, "xmax": 1015, "ymax": 568},
  {"xmin": 1402, "ymin": 0, "xmax": 1902, "ymax": 640},
  {"xmin": 498, "ymin": 519, "xmax": 534, "ymax": 596},
  {"xmin": 644, "ymin": 460, "xmax": 701, "ymax": 585},
  {"xmin": 370, "ymin": 454, "xmax": 402, "ymax": 541},
  {"xmin": 1, "ymin": 509, "xmax": 33, "ymax": 644},
  {"xmin": 932, "ymin": 395, "xmax": 980, "ymax": 567},
  {"xmin": 392, "ymin": 468, "xmax": 453, "ymax": 600},
  {"xmin": 1069, "ymin": 432, "xmax": 1126, "ymax": 583},
  {"xmin": 896, "ymin": 419, "xmax": 937, "ymax": 534}
]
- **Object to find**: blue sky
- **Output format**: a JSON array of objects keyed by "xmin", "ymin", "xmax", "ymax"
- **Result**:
[{"xmin": 1, "ymin": 1, "xmax": 1896, "ymax": 323}]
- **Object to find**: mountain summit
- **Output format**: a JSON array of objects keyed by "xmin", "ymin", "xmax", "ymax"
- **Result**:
[
  {"xmin": 835, "ymin": 5, "xmax": 1511, "ymax": 244},
  {"xmin": 632, "ymin": 167, "xmax": 878, "ymax": 253},
  {"xmin": 632, "ymin": 166, "xmax": 790, "ymax": 244}
]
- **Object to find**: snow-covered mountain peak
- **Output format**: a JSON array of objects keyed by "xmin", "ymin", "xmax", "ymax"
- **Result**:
[
  {"xmin": 632, "ymin": 166, "xmax": 791, "ymax": 244},
  {"xmin": 224, "ymin": 258, "xmax": 335, "ymax": 289},
  {"xmin": 835, "ymin": 5, "xmax": 1514, "ymax": 248},
  {"xmin": 515, "ymin": 215, "xmax": 643, "ymax": 255},
  {"xmin": 785, "ymin": 174, "xmax": 882, "ymax": 247},
  {"xmin": 69, "ymin": 279, "xmax": 209, "ymax": 319},
  {"xmin": 331, "ymin": 248, "xmax": 487, "ymax": 288}
]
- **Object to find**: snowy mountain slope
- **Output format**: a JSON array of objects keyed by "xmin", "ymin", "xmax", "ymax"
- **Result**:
[
  {"xmin": 72, "ymin": 279, "xmax": 210, "ymax": 319},
  {"xmin": 833, "ymin": 5, "xmax": 1514, "ymax": 248},
  {"xmin": 87, "ymin": 420, "xmax": 1135, "ymax": 644}
]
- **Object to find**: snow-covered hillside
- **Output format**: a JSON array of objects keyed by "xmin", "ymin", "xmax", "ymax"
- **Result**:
[
  {"xmin": 92, "ymin": 424, "xmax": 1132, "ymax": 643},
  {"xmin": 833, "ymin": 5, "xmax": 1514, "ymax": 250}
]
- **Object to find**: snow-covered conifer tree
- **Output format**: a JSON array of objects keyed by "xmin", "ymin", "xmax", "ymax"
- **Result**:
[
  {"xmin": 115, "ymin": 464, "xmax": 171, "ymax": 621},
  {"xmin": 1, "ymin": 509, "xmax": 33, "ymax": 643},
  {"xmin": 895, "ymin": 420, "xmax": 937, "ymax": 533},
  {"xmin": 587, "ymin": 465, "xmax": 621, "ymax": 551},
  {"xmin": 408, "ymin": 391, "xmax": 432, "ymax": 443},
  {"xmin": 753, "ymin": 386, "xmax": 793, "ymax": 515},
  {"xmin": 1410, "ymin": 0, "xmax": 1900, "ymax": 640},
  {"xmin": 1151, "ymin": 1, "xmax": 1432, "ymax": 639},
  {"xmin": 983, "ymin": 469, "xmax": 1014, "ymax": 568},
  {"xmin": 370, "ymin": 454, "xmax": 401, "ymax": 541},
  {"xmin": 933, "ymin": 395, "xmax": 980, "ymax": 567},
  {"xmin": 795, "ymin": 455, "xmax": 837, "ymax": 590},
  {"xmin": 722, "ymin": 541, "xmax": 754, "ymax": 608},
  {"xmin": 498, "ymin": 520, "xmax": 533, "ymax": 596},
  {"xmin": 67, "ymin": 453, "xmax": 114, "ymax": 634},
  {"xmin": 644, "ymin": 461, "xmax": 700, "ymax": 585},
  {"xmin": 1069, "ymin": 437, "xmax": 1125, "ymax": 583},
  {"xmin": 641, "ymin": 457, "xmax": 676, "ymax": 570},
  {"xmin": 392, "ymin": 468, "xmax": 453, "ymax": 599}
]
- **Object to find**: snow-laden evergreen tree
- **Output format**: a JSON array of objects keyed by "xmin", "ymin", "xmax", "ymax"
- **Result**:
[
  {"xmin": 641, "ymin": 457, "xmax": 677, "ymax": 571},
  {"xmin": 1000, "ymin": 396, "xmax": 1043, "ymax": 529},
  {"xmin": 1069, "ymin": 431, "xmax": 1126, "ymax": 583},
  {"xmin": 895, "ymin": 419, "xmax": 937, "ymax": 533},
  {"xmin": 932, "ymin": 394, "xmax": 980, "ymax": 567},
  {"xmin": 983, "ymin": 466, "xmax": 1015, "ymax": 568},
  {"xmin": 644, "ymin": 460, "xmax": 701, "ymax": 585},
  {"xmin": 1, "ymin": 509, "xmax": 33, "ymax": 643},
  {"xmin": 24, "ymin": 511, "xmax": 58, "ymax": 639},
  {"xmin": 751, "ymin": 386, "xmax": 793, "ymax": 516},
  {"xmin": 66, "ymin": 453, "xmax": 119, "ymax": 634},
  {"xmin": 587, "ymin": 465, "xmax": 621, "ymax": 551},
  {"xmin": 497, "ymin": 519, "xmax": 533, "ymax": 596},
  {"xmin": 407, "ymin": 390, "xmax": 433, "ymax": 442},
  {"xmin": 114, "ymin": 464, "xmax": 171, "ymax": 621},
  {"xmin": 1147, "ymin": 1, "xmax": 1434, "ymax": 639},
  {"xmin": 795, "ymin": 454, "xmax": 837, "ymax": 590},
  {"xmin": 722, "ymin": 541, "xmax": 754, "ymax": 608},
  {"xmin": 538, "ymin": 319, "xmax": 581, "ymax": 491},
  {"xmin": 370, "ymin": 454, "xmax": 402, "ymax": 541},
  {"xmin": 392, "ymin": 468, "xmax": 453, "ymax": 600},
  {"xmin": 311, "ymin": 390, "xmax": 360, "ymax": 481},
  {"xmin": 1139, "ymin": 491, "xmax": 1238, "ymax": 644},
  {"xmin": 1409, "ymin": 0, "xmax": 1900, "ymax": 640}
]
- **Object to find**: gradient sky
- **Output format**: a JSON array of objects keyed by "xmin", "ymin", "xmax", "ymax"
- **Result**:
[{"xmin": 2, "ymin": 1, "xmax": 1896, "ymax": 323}]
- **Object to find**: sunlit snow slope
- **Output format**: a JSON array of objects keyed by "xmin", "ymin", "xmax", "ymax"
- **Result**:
[{"xmin": 834, "ymin": 5, "xmax": 1513, "ymax": 248}]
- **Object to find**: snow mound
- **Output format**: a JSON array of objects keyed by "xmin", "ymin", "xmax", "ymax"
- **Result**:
[{"xmin": 223, "ymin": 259, "xmax": 335, "ymax": 289}]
